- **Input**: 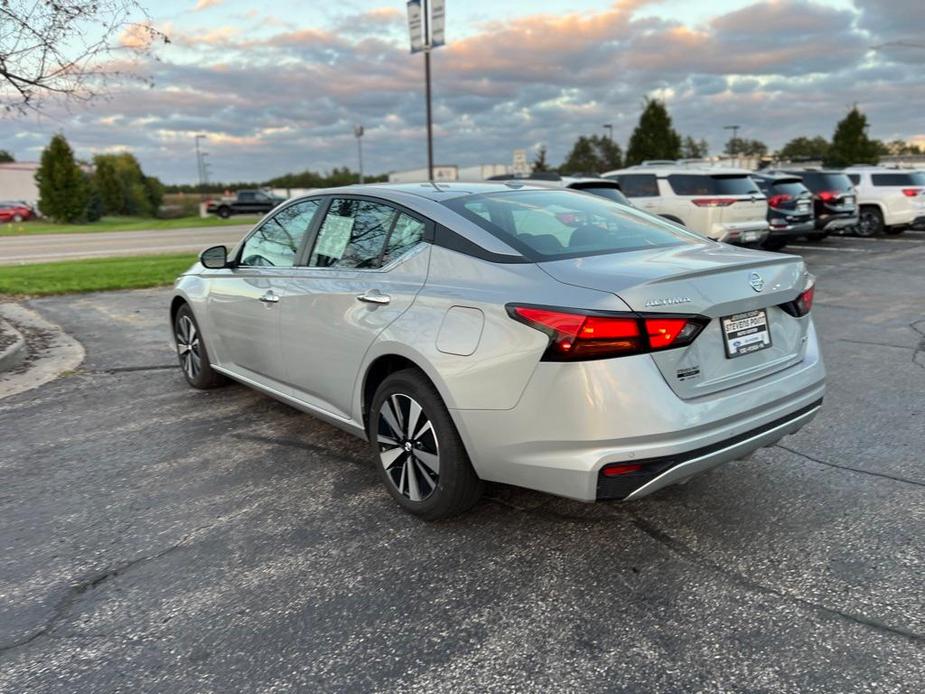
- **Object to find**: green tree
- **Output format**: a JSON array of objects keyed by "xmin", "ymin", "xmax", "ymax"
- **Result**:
[
  {"xmin": 725, "ymin": 137, "xmax": 768, "ymax": 157},
  {"xmin": 681, "ymin": 136, "xmax": 708, "ymax": 159},
  {"xmin": 827, "ymin": 107, "xmax": 881, "ymax": 167},
  {"xmin": 91, "ymin": 152, "xmax": 162, "ymax": 216},
  {"xmin": 0, "ymin": 149, "xmax": 14, "ymax": 162},
  {"xmin": 93, "ymin": 155, "xmax": 124, "ymax": 214},
  {"xmin": 778, "ymin": 136, "xmax": 830, "ymax": 162},
  {"xmin": 560, "ymin": 135, "xmax": 622, "ymax": 174},
  {"xmin": 884, "ymin": 139, "xmax": 923, "ymax": 155},
  {"xmin": 625, "ymin": 98, "xmax": 682, "ymax": 166},
  {"xmin": 35, "ymin": 134, "xmax": 89, "ymax": 223},
  {"xmin": 532, "ymin": 144, "xmax": 551, "ymax": 173}
]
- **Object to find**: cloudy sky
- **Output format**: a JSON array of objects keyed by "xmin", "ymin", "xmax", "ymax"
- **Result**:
[{"xmin": 1, "ymin": 0, "xmax": 923, "ymax": 182}]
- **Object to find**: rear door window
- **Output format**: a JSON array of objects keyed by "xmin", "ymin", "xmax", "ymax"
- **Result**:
[
  {"xmin": 668, "ymin": 174, "xmax": 760, "ymax": 196},
  {"xmin": 308, "ymin": 198, "xmax": 399, "ymax": 269},
  {"xmin": 617, "ymin": 174, "xmax": 659, "ymax": 197},
  {"xmin": 871, "ymin": 173, "xmax": 919, "ymax": 186}
]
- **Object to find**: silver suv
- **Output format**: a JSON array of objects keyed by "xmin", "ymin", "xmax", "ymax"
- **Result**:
[
  {"xmin": 602, "ymin": 164, "xmax": 769, "ymax": 245},
  {"xmin": 171, "ymin": 183, "xmax": 825, "ymax": 519}
]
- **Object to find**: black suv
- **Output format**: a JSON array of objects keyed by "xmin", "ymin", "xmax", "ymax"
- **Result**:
[
  {"xmin": 778, "ymin": 169, "xmax": 858, "ymax": 240},
  {"xmin": 750, "ymin": 173, "xmax": 814, "ymax": 250}
]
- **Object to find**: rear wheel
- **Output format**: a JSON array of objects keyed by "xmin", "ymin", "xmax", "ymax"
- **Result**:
[
  {"xmin": 173, "ymin": 304, "xmax": 227, "ymax": 389},
  {"xmin": 217, "ymin": 206, "xmax": 231, "ymax": 219},
  {"xmin": 857, "ymin": 207, "xmax": 883, "ymax": 237},
  {"xmin": 805, "ymin": 232, "xmax": 827, "ymax": 242},
  {"xmin": 368, "ymin": 369, "xmax": 482, "ymax": 520},
  {"xmin": 762, "ymin": 238, "xmax": 788, "ymax": 251}
]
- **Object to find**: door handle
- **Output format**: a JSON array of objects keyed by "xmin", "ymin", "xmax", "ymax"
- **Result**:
[
  {"xmin": 259, "ymin": 291, "xmax": 279, "ymax": 304},
  {"xmin": 356, "ymin": 291, "xmax": 391, "ymax": 305}
]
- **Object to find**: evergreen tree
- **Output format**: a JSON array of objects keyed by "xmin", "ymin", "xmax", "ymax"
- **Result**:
[
  {"xmin": 532, "ymin": 145, "xmax": 551, "ymax": 173},
  {"xmin": 35, "ymin": 134, "xmax": 88, "ymax": 223},
  {"xmin": 560, "ymin": 135, "xmax": 622, "ymax": 174},
  {"xmin": 93, "ymin": 155, "xmax": 124, "ymax": 214},
  {"xmin": 725, "ymin": 137, "xmax": 768, "ymax": 157},
  {"xmin": 827, "ymin": 107, "xmax": 880, "ymax": 167},
  {"xmin": 0, "ymin": 149, "xmax": 14, "ymax": 162},
  {"xmin": 778, "ymin": 136, "xmax": 830, "ymax": 162},
  {"xmin": 625, "ymin": 98, "xmax": 682, "ymax": 166}
]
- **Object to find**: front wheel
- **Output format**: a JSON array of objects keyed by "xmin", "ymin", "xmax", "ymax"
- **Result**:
[
  {"xmin": 805, "ymin": 232, "xmax": 827, "ymax": 242},
  {"xmin": 173, "ymin": 304, "xmax": 227, "ymax": 389},
  {"xmin": 217, "ymin": 206, "xmax": 231, "ymax": 219},
  {"xmin": 762, "ymin": 238, "xmax": 788, "ymax": 251},
  {"xmin": 368, "ymin": 369, "xmax": 482, "ymax": 520}
]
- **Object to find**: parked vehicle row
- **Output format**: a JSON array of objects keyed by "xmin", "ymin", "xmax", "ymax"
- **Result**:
[
  {"xmin": 0, "ymin": 200, "xmax": 35, "ymax": 223},
  {"xmin": 842, "ymin": 166, "xmax": 925, "ymax": 236},
  {"xmin": 172, "ymin": 181, "xmax": 825, "ymax": 519}
]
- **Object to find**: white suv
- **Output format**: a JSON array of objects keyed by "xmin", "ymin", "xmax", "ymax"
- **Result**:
[
  {"xmin": 843, "ymin": 166, "xmax": 925, "ymax": 236},
  {"xmin": 602, "ymin": 164, "xmax": 769, "ymax": 245}
]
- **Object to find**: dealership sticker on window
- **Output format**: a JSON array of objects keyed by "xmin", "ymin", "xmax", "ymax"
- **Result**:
[{"xmin": 315, "ymin": 215, "xmax": 355, "ymax": 260}]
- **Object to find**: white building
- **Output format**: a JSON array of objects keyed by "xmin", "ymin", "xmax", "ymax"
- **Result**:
[{"xmin": 0, "ymin": 162, "xmax": 40, "ymax": 205}]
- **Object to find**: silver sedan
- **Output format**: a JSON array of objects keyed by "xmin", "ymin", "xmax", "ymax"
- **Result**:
[{"xmin": 171, "ymin": 183, "xmax": 825, "ymax": 519}]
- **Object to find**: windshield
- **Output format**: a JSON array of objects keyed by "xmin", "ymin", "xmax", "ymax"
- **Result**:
[
  {"xmin": 442, "ymin": 190, "xmax": 704, "ymax": 261},
  {"xmin": 572, "ymin": 185, "xmax": 632, "ymax": 205},
  {"xmin": 668, "ymin": 174, "xmax": 761, "ymax": 196}
]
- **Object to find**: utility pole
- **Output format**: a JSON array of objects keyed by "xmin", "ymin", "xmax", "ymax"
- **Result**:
[
  {"xmin": 407, "ymin": 0, "xmax": 445, "ymax": 181},
  {"xmin": 354, "ymin": 125, "xmax": 365, "ymax": 184},
  {"xmin": 603, "ymin": 124, "xmax": 613, "ymax": 141}
]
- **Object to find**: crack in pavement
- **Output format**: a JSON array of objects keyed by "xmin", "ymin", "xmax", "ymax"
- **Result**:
[
  {"xmin": 911, "ymin": 320, "xmax": 925, "ymax": 371},
  {"xmin": 83, "ymin": 364, "xmax": 178, "ymax": 374},
  {"xmin": 230, "ymin": 432, "xmax": 371, "ymax": 469},
  {"xmin": 629, "ymin": 515, "xmax": 924, "ymax": 645},
  {"xmin": 838, "ymin": 338, "xmax": 915, "ymax": 351},
  {"xmin": 488, "ymin": 498, "xmax": 923, "ymax": 644},
  {"xmin": 776, "ymin": 443, "xmax": 925, "ymax": 488}
]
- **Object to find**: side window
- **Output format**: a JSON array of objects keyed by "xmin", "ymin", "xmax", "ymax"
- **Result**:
[
  {"xmin": 238, "ymin": 191, "xmax": 255, "ymax": 202},
  {"xmin": 618, "ymin": 174, "xmax": 659, "ymax": 197},
  {"xmin": 239, "ymin": 199, "xmax": 321, "ymax": 268},
  {"xmin": 383, "ymin": 214, "xmax": 425, "ymax": 264},
  {"xmin": 309, "ymin": 198, "xmax": 398, "ymax": 269}
]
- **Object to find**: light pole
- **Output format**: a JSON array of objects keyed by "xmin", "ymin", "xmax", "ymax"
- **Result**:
[
  {"xmin": 603, "ymin": 124, "xmax": 613, "ymax": 141},
  {"xmin": 723, "ymin": 125, "xmax": 740, "ymax": 164},
  {"xmin": 194, "ymin": 134, "xmax": 206, "ymax": 187},
  {"xmin": 407, "ymin": 0, "xmax": 445, "ymax": 181},
  {"xmin": 354, "ymin": 125, "xmax": 365, "ymax": 184}
]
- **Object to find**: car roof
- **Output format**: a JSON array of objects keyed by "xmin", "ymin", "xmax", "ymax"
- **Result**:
[
  {"xmin": 751, "ymin": 172, "xmax": 805, "ymax": 182},
  {"xmin": 329, "ymin": 181, "xmax": 565, "ymax": 201},
  {"xmin": 604, "ymin": 165, "xmax": 752, "ymax": 177}
]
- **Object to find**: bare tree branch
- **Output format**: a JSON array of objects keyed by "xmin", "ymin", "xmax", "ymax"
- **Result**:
[{"xmin": 0, "ymin": 0, "xmax": 168, "ymax": 114}]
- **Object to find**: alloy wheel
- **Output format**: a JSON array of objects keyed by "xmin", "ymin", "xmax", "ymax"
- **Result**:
[
  {"xmin": 857, "ymin": 210, "xmax": 880, "ymax": 237},
  {"xmin": 377, "ymin": 393, "xmax": 440, "ymax": 502},
  {"xmin": 175, "ymin": 315, "xmax": 202, "ymax": 380}
]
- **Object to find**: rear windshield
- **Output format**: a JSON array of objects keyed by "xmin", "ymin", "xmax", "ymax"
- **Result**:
[
  {"xmin": 794, "ymin": 172, "xmax": 853, "ymax": 192},
  {"xmin": 442, "ymin": 190, "xmax": 703, "ymax": 261},
  {"xmin": 871, "ymin": 172, "xmax": 920, "ymax": 187},
  {"xmin": 571, "ymin": 184, "xmax": 631, "ymax": 205},
  {"xmin": 771, "ymin": 180, "xmax": 809, "ymax": 197},
  {"xmin": 667, "ymin": 174, "xmax": 760, "ymax": 196}
]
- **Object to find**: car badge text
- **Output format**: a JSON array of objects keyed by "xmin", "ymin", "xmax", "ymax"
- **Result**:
[{"xmin": 645, "ymin": 296, "xmax": 692, "ymax": 307}]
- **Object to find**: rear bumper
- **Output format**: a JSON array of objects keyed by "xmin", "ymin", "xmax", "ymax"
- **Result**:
[
  {"xmin": 767, "ymin": 219, "xmax": 815, "ymax": 238},
  {"xmin": 714, "ymin": 222, "xmax": 770, "ymax": 244},
  {"xmin": 452, "ymin": 321, "xmax": 826, "ymax": 502},
  {"xmin": 819, "ymin": 214, "xmax": 858, "ymax": 232}
]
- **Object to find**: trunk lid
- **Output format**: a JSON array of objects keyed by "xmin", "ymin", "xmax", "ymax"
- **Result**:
[{"xmin": 539, "ymin": 243, "xmax": 811, "ymax": 398}]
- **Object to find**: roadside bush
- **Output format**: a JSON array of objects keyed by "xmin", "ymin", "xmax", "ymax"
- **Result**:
[{"xmin": 91, "ymin": 152, "xmax": 164, "ymax": 217}]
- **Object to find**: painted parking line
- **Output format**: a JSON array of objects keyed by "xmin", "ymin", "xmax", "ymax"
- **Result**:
[{"xmin": 785, "ymin": 245, "xmax": 869, "ymax": 252}]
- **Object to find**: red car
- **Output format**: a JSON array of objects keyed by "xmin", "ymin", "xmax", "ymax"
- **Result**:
[{"xmin": 0, "ymin": 201, "xmax": 34, "ymax": 223}]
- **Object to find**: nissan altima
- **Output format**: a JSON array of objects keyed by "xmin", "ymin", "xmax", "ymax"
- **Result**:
[{"xmin": 171, "ymin": 183, "xmax": 825, "ymax": 519}]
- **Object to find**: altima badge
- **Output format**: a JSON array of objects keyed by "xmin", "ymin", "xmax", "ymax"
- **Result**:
[
  {"xmin": 645, "ymin": 296, "xmax": 692, "ymax": 307},
  {"xmin": 749, "ymin": 271, "xmax": 765, "ymax": 292}
]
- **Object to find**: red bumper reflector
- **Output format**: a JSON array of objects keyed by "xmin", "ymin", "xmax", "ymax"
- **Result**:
[{"xmin": 602, "ymin": 463, "xmax": 643, "ymax": 477}]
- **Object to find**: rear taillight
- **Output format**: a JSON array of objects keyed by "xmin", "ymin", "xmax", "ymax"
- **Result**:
[
  {"xmin": 692, "ymin": 198, "xmax": 736, "ymax": 207},
  {"xmin": 601, "ymin": 463, "xmax": 643, "ymax": 477},
  {"xmin": 816, "ymin": 191, "xmax": 840, "ymax": 202},
  {"xmin": 767, "ymin": 194, "xmax": 792, "ymax": 207},
  {"xmin": 507, "ymin": 305, "xmax": 709, "ymax": 361},
  {"xmin": 780, "ymin": 277, "xmax": 815, "ymax": 317},
  {"xmin": 902, "ymin": 188, "xmax": 922, "ymax": 197}
]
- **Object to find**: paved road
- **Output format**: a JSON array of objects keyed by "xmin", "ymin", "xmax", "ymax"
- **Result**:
[
  {"xmin": 0, "ymin": 231, "xmax": 923, "ymax": 692},
  {"xmin": 0, "ymin": 225, "xmax": 252, "ymax": 265}
]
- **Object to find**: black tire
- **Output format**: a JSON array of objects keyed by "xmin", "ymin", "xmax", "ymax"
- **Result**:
[
  {"xmin": 217, "ymin": 206, "xmax": 231, "ymax": 219},
  {"xmin": 762, "ymin": 238, "xmax": 788, "ymax": 251},
  {"xmin": 173, "ymin": 304, "xmax": 227, "ymax": 389},
  {"xmin": 884, "ymin": 225, "xmax": 905, "ymax": 236},
  {"xmin": 368, "ymin": 369, "xmax": 482, "ymax": 520},
  {"xmin": 856, "ymin": 207, "xmax": 883, "ymax": 237},
  {"xmin": 805, "ymin": 232, "xmax": 827, "ymax": 242}
]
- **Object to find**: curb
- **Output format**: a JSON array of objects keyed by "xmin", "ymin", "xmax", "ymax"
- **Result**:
[{"xmin": 0, "ymin": 318, "xmax": 27, "ymax": 373}]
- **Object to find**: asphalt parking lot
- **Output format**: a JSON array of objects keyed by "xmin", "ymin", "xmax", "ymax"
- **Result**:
[{"xmin": 1, "ymin": 231, "xmax": 923, "ymax": 693}]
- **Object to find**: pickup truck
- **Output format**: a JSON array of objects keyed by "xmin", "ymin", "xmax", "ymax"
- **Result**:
[{"xmin": 206, "ymin": 190, "xmax": 285, "ymax": 218}]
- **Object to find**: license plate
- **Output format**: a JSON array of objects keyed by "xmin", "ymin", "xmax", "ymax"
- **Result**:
[
  {"xmin": 843, "ymin": 196, "xmax": 855, "ymax": 205},
  {"xmin": 722, "ymin": 309, "xmax": 772, "ymax": 358},
  {"xmin": 742, "ymin": 231, "xmax": 759, "ymax": 242},
  {"xmin": 797, "ymin": 202, "xmax": 810, "ymax": 212}
]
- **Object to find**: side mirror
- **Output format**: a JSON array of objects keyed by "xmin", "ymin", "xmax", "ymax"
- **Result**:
[{"xmin": 200, "ymin": 245, "xmax": 229, "ymax": 269}]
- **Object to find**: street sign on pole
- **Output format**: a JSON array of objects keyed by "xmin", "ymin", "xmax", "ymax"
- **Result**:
[
  {"xmin": 430, "ymin": 0, "xmax": 445, "ymax": 47},
  {"xmin": 407, "ymin": 1, "xmax": 424, "ymax": 54}
]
